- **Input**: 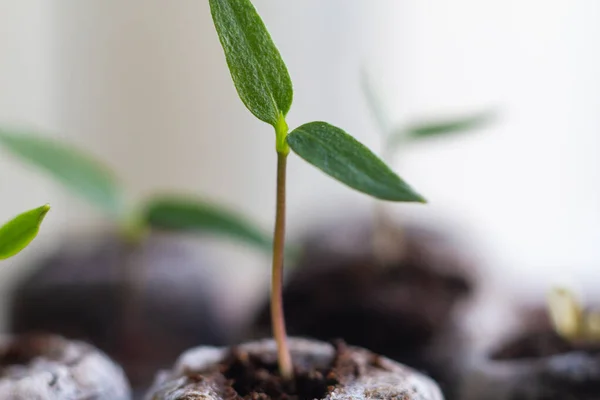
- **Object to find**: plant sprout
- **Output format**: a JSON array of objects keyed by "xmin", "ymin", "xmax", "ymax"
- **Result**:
[
  {"xmin": 362, "ymin": 70, "xmax": 496, "ymax": 262},
  {"xmin": 361, "ymin": 70, "xmax": 496, "ymax": 162},
  {"xmin": 548, "ymin": 286, "xmax": 600, "ymax": 342},
  {"xmin": 209, "ymin": 0, "xmax": 425, "ymax": 379},
  {"xmin": 0, "ymin": 130, "xmax": 271, "ymax": 250},
  {"xmin": 0, "ymin": 204, "xmax": 50, "ymax": 260}
]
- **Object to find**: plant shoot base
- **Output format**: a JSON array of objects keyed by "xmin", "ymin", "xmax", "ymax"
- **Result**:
[{"xmin": 251, "ymin": 220, "xmax": 475, "ymax": 399}]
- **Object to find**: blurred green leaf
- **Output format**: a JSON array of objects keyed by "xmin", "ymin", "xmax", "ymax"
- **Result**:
[
  {"xmin": 209, "ymin": 0, "xmax": 293, "ymax": 127},
  {"xmin": 0, "ymin": 204, "xmax": 50, "ymax": 260},
  {"xmin": 390, "ymin": 110, "xmax": 495, "ymax": 147},
  {"xmin": 360, "ymin": 68, "xmax": 390, "ymax": 135},
  {"xmin": 287, "ymin": 121, "xmax": 425, "ymax": 202},
  {"xmin": 0, "ymin": 130, "xmax": 124, "ymax": 217},
  {"xmin": 143, "ymin": 197, "xmax": 272, "ymax": 251}
]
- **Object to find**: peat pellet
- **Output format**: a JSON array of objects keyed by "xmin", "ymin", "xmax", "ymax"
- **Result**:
[
  {"xmin": 460, "ymin": 330, "xmax": 600, "ymax": 400},
  {"xmin": 145, "ymin": 338, "xmax": 443, "ymax": 400},
  {"xmin": 0, "ymin": 334, "xmax": 131, "ymax": 400}
]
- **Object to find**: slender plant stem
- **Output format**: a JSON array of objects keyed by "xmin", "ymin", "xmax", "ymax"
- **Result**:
[
  {"xmin": 117, "ymin": 218, "xmax": 149, "ymax": 363},
  {"xmin": 271, "ymin": 152, "xmax": 293, "ymax": 379},
  {"xmin": 119, "ymin": 235, "xmax": 146, "ymax": 362},
  {"xmin": 372, "ymin": 201, "xmax": 391, "ymax": 261}
]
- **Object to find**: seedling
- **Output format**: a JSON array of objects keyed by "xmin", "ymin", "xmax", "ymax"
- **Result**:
[
  {"xmin": 362, "ymin": 70, "xmax": 495, "ymax": 262},
  {"xmin": 361, "ymin": 70, "xmax": 495, "ymax": 162},
  {"xmin": 209, "ymin": 0, "xmax": 425, "ymax": 379},
  {"xmin": 0, "ymin": 204, "xmax": 50, "ymax": 260},
  {"xmin": 0, "ymin": 130, "xmax": 271, "ymax": 250},
  {"xmin": 548, "ymin": 286, "xmax": 600, "ymax": 342},
  {"xmin": 0, "ymin": 128, "xmax": 275, "ymax": 366}
]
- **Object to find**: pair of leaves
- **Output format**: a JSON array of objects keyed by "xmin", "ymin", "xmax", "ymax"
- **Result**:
[
  {"xmin": 209, "ymin": 0, "xmax": 425, "ymax": 203},
  {"xmin": 0, "ymin": 205, "xmax": 49, "ymax": 260},
  {"xmin": 0, "ymin": 131, "xmax": 271, "ymax": 251},
  {"xmin": 361, "ymin": 69, "xmax": 495, "ymax": 151}
]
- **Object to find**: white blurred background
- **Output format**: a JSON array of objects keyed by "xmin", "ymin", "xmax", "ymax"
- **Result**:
[{"xmin": 1, "ymin": 0, "xmax": 599, "ymax": 335}]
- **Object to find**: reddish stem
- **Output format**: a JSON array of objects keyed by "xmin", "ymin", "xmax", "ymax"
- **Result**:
[{"xmin": 271, "ymin": 152, "xmax": 293, "ymax": 379}]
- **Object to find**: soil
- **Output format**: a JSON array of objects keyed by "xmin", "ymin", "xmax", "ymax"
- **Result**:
[
  {"xmin": 250, "ymin": 222, "xmax": 475, "ymax": 398},
  {"xmin": 9, "ymin": 231, "xmax": 227, "ymax": 393},
  {"xmin": 491, "ymin": 329, "xmax": 580, "ymax": 361},
  {"xmin": 491, "ymin": 307, "xmax": 600, "ymax": 360},
  {"xmin": 191, "ymin": 341, "xmax": 359, "ymax": 400},
  {"xmin": 0, "ymin": 335, "xmax": 64, "ymax": 367}
]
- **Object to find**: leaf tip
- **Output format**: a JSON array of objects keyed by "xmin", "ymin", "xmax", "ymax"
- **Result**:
[
  {"xmin": 401, "ymin": 191, "xmax": 427, "ymax": 204},
  {"xmin": 38, "ymin": 204, "xmax": 51, "ymax": 220}
]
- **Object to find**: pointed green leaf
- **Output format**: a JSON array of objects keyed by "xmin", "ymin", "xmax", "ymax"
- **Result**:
[
  {"xmin": 0, "ymin": 204, "xmax": 50, "ymax": 260},
  {"xmin": 360, "ymin": 68, "xmax": 390, "ymax": 135},
  {"xmin": 209, "ymin": 0, "xmax": 293, "ymax": 127},
  {"xmin": 390, "ymin": 110, "xmax": 496, "ymax": 146},
  {"xmin": 143, "ymin": 196, "xmax": 272, "ymax": 251},
  {"xmin": 0, "ymin": 130, "xmax": 124, "ymax": 217},
  {"xmin": 287, "ymin": 122, "xmax": 425, "ymax": 202}
]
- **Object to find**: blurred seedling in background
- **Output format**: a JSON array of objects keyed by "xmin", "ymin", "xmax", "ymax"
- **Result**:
[
  {"xmin": 0, "ymin": 128, "xmax": 272, "ymax": 349},
  {"xmin": 0, "ymin": 204, "xmax": 50, "ymax": 260},
  {"xmin": 361, "ymin": 70, "xmax": 496, "ymax": 263},
  {"xmin": 209, "ymin": 0, "xmax": 425, "ymax": 379},
  {"xmin": 548, "ymin": 286, "xmax": 600, "ymax": 342},
  {"xmin": 0, "ymin": 131, "xmax": 271, "ymax": 250}
]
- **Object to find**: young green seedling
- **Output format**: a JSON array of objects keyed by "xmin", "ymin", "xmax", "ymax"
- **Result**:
[
  {"xmin": 362, "ymin": 70, "xmax": 495, "ymax": 262},
  {"xmin": 0, "ymin": 130, "xmax": 271, "ymax": 250},
  {"xmin": 0, "ymin": 204, "xmax": 50, "ymax": 260},
  {"xmin": 361, "ymin": 70, "xmax": 495, "ymax": 162},
  {"xmin": 548, "ymin": 286, "xmax": 600, "ymax": 342},
  {"xmin": 209, "ymin": 0, "xmax": 425, "ymax": 379}
]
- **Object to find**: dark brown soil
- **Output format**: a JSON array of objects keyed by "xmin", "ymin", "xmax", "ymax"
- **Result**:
[
  {"xmin": 251, "ymin": 223, "xmax": 474, "ymax": 398},
  {"xmin": 491, "ymin": 307, "xmax": 600, "ymax": 361},
  {"xmin": 0, "ymin": 335, "xmax": 62, "ymax": 367},
  {"xmin": 491, "ymin": 330, "xmax": 578, "ymax": 361},
  {"xmin": 188, "ymin": 342, "xmax": 362, "ymax": 400}
]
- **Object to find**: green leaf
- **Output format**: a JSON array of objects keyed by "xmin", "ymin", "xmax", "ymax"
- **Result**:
[
  {"xmin": 287, "ymin": 122, "xmax": 425, "ymax": 202},
  {"xmin": 209, "ymin": 0, "xmax": 293, "ymax": 127},
  {"xmin": 143, "ymin": 196, "xmax": 272, "ymax": 251},
  {"xmin": 360, "ymin": 68, "xmax": 390, "ymax": 135},
  {"xmin": 391, "ymin": 110, "xmax": 495, "ymax": 146},
  {"xmin": 0, "ymin": 130, "xmax": 124, "ymax": 217},
  {"xmin": 0, "ymin": 204, "xmax": 50, "ymax": 260}
]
